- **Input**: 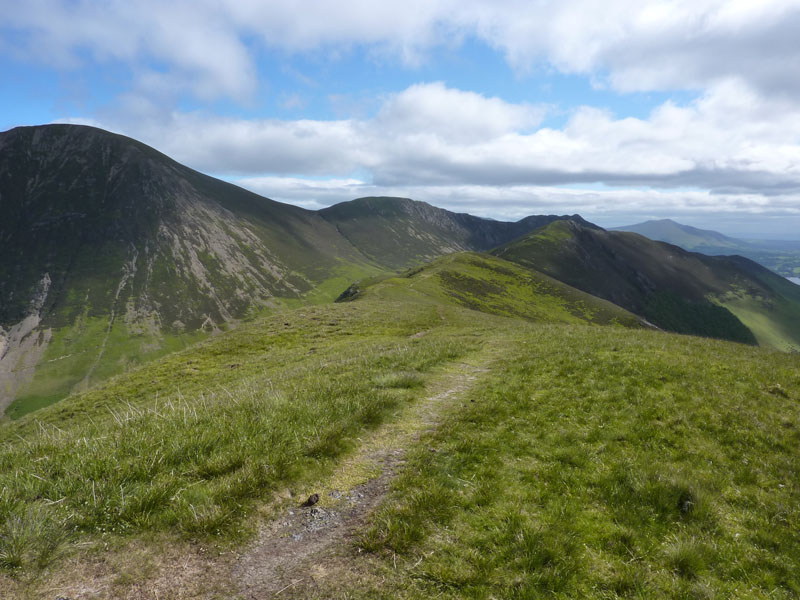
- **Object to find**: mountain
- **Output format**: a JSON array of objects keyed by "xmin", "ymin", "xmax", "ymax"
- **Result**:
[
  {"xmin": 611, "ymin": 218, "xmax": 744, "ymax": 251},
  {"xmin": 0, "ymin": 125, "xmax": 383, "ymax": 327},
  {"xmin": 4, "ymin": 124, "xmax": 799, "ymax": 419},
  {"xmin": 613, "ymin": 219, "xmax": 800, "ymax": 279},
  {"xmin": 0, "ymin": 124, "xmax": 571, "ymax": 416},
  {"xmin": 0, "ymin": 124, "xmax": 386, "ymax": 416},
  {"xmin": 320, "ymin": 196, "xmax": 597, "ymax": 270},
  {"xmin": 493, "ymin": 220, "xmax": 800, "ymax": 349}
]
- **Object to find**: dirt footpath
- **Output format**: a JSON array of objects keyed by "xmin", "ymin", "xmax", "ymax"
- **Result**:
[{"xmin": 232, "ymin": 361, "xmax": 485, "ymax": 598}]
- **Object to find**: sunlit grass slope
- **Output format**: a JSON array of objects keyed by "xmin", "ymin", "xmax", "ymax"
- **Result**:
[
  {"xmin": 0, "ymin": 299, "xmax": 489, "ymax": 572},
  {"xmin": 350, "ymin": 252, "xmax": 644, "ymax": 327},
  {"xmin": 716, "ymin": 266, "xmax": 800, "ymax": 353},
  {"xmin": 356, "ymin": 325, "xmax": 800, "ymax": 599},
  {"xmin": 2, "ymin": 251, "xmax": 798, "ymax": 599},
  {"xmin": 6, "ymin": 318, "xmax": 208, "ymax": 420}
]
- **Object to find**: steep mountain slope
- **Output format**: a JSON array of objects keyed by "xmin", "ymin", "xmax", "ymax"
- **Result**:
[
  {"xmin": 320, "ymin": 196, "xmax": 596, "ymax": 269},
  {"xmin": 0, "ymin": 124, "xmax": 381, "ymax": 415},
  {"xmin": 0, "ymin": 125, "xmax": 577, "ymax": 415},
  {"xmin": 494, "ymin": 220, "xmax": 800, "ymax": 349},
  {"xmin": 0, "ymin": 124, "xmax": 377, "ymax": 327}
]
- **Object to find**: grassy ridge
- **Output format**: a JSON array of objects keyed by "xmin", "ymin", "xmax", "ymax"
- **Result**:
[
  {"xmin": 354, "ymin": 325, "xmax": 800, "ymax": 598},
  {"xmin": 357, "ymin": 252, "xmax": 643, "ymax": 327},
  {"xmin": 2, "ymin": 249, "xmax": 799, "ymax": 599},
  {"xmin": 493, "ymin": 221, "xmax": 765, "ymax": 345},
  {"xmin": 0, "ymin": 300, "xmax": 486, "ymax": 571},
  {"xmin": 0, "ymin": 253, "xmax": 637, "ymax": 576}
]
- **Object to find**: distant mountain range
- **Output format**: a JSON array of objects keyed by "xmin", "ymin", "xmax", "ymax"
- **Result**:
[
  {"xmin": 612, "ymin": 219, "xmax": 800, "ymax": 279},
  {"xmin": 612, "ymin": 219, "xmax": 742, "ymax": 250},
  {"xmin": 2, "ymin": 124, "xmax": 799, "ymax": 417}
]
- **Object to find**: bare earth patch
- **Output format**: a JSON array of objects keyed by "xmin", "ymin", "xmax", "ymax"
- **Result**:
[{"xmin": 234, "ymin": 453, "xmax": 398, "ymax": 597}]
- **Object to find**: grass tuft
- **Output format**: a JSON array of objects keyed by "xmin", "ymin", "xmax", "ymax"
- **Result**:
[
  {"xmin": 664, "ymin": 537, "xmax": 711, "ymax": 579},
  {"xmin": 373, "ymin": 372, "xmax": 425, "ymax": 389},
  {"xmin": 0, "ymin": 503, "xmax": 69, "ymax": 571}
]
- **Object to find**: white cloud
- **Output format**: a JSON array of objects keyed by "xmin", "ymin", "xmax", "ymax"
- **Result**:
[
  {"xmin": 9, "ymin": 1, "xmax": 800, "ymax": 230},
  {"xmin": 6, "ymin": 1, "xmax": 800, "ymax": 101},
  {"xmin": 108, "ymin": 80, "xmax": 800, "ymax": 200},
  {"xmin": 231, "ymin": 175, "xmax": 800, "ymax": 234},
  {"xmin": 376, "ymin": 82, "xmax": 545, "ymax": 143},
  {"xmin": 135, "ymin": 113, "xmax": 367, "ymax": 175},
  {"xmin": 4, "ymin": 0, "xmax": 256, "ymax": 101}
]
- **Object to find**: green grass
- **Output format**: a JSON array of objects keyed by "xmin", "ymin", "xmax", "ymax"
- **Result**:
[
  {"xmin": 354, "ymin": 325, "xmax": 800, "ymax": 598},
  {"xmin": 359, "ymin": 252, "xmax": 643, "ymax": 327},
  {"xmin": 720, "ymin": 294, "xmax": 800, "ymax": 352},
  {"xmin": 0, "ymin": 300, "xmax": 486, "ymax": 573},
  {"xmin": 286, "ymin": 260, "xmax": 386, "ymax": 307},
  {"xmin": 6, "ymin": 315, "xmax": 208, "ymax": 419},
  {"xmin": 2, "ymin": 250, "xmax": 800, "ymax": 598}
]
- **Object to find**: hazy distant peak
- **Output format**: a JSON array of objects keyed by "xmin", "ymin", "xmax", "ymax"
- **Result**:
[{"xmin": 611, "ymin": 218, "xmax": 743, "ymax": 250}]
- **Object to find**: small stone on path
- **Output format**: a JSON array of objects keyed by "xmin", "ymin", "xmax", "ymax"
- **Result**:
[{"xmin": 300, "ymin": 493, "xmax": 319, "ymax": 507}]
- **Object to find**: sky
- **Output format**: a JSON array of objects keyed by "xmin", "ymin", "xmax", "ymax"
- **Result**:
[{"xmin": 2, "ymin": 1, "xmax": 800, "ymax": 238}]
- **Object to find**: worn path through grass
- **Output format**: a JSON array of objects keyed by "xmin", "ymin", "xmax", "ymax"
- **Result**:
[
  {"xmin": 229, "ymin": 340, "xmax": 499, "ymax": 598},
  {"xmin": 0, "ymin": 299, "xmax": 517, "ymax": 599}
]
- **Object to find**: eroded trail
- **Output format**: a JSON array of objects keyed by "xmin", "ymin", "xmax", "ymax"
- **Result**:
[
  {"xmin": 9, "ymin": 340, "xmax": 496, "ymax": 600},
  {"xmin": 231, "ymin": 359, "xmax": 488, "ymax": 598}
]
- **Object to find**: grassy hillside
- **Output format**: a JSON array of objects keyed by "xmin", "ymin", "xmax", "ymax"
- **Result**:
[
  {"xmin": 4, "ymin": 317, "xmax": 208, "ymax": 420},
  {"xmin": 0, "ymin": 299, "xmax": 484, "ymax": 575},
  {"xmin": 2, "ymin": 252, "xmax": 799, "ymax": 598},
  {"xmin": 494, "ymin": 220, "xmax": 800, "ymax": 349},
  {"xmin": 346, "ymin": 251, "xmax": 644, "ymax": 328},
  {"xmin": 352, "ymin": 324, "xmax": 800, "ymax": 599},
  {"xmin": 714, "ymin": 256, "xmax": 800, "ymax": 352}
]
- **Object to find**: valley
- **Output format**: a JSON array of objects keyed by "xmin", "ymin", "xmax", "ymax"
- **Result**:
[
  {"xmin": 4, "ymin": 126, "xmax": 800, "ymax": 417},
  {"xmin": 0, "ymin": 125, "xmax": 582, "ymax": 418}
]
